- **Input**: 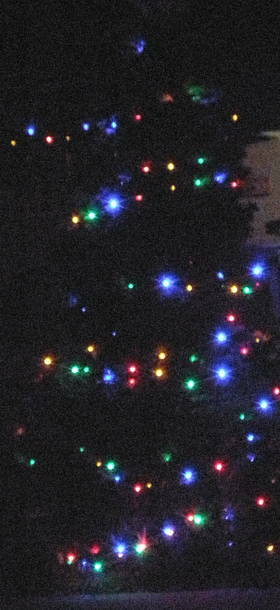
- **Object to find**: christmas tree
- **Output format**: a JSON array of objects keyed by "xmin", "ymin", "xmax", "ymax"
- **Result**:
[{"xmin": 3, "ymin": 4, "xmax": 279, "ymax": 599}]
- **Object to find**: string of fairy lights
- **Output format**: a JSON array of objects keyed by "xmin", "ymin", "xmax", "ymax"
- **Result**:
[{"xmin": 13, "ymin": 258, "xmax": 280, "ymax": 573}]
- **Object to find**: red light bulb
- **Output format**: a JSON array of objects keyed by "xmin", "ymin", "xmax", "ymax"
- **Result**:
[
  {"xmin": 128, "ymin": 364, "xmax": 137, "ymax": 374},
  {"xmin": 128, "ymin": 377, "xmax": 136, "ymax": 387},
  {"xmin": 186, "ymin": 513, "xmax": 194, "ymax": 522},
  {"xmin": 256, "ymin": 496, "xmax": 266, "ymax": 507},
  {"xmin": 214, "ymin": 460, "xmax": 224, "ymax": 472},
  {"xmin": 226, "ymin": 313, "xmax": 236, "ymax": 323},
  {"xmin": 273, "ymin": 386, "xmax": 280, "ymax": 396},
  {"xmin": 90, "ymin": 544, "xmax": 101, "ymax": 555},
  {"xmin": 133, "ymin": 483, "xmax": 143, "ymax": 494},
  {"xmin": 135, "ymin": 194, "xmax": 143, "ymax": 202},
  {"xmin": 45, "ymin": 135, "xmax": 54, "ymax": 144},
  {"xmin": 240, "ymin": 346, "xmax": 249, "ymax": 356},
  {"xmin": 134, "ymin": 113, "xmax": 142, "ymax": 121}
]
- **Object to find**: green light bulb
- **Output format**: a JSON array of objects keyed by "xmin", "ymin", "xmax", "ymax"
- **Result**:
[
  {"xmin": 197, "ymin": 156, "xmax": 207, "ymax": 165},
  {"xmin": 29, "ymin": 458, "xmax": 36, "ymax": 466},
  {"xmin": 83, "ymin": 366, "xmax": 90, "ymax": 374},
  {"xmin": 163, "ymin": 452, "xmax": 172, "ymax": 463},
  {"xmin": 71, "ymin": 365, "xmax": 80, "ymax": 375},
  {"xmin": 135, "ymin": 542, "xmax": 146, "ymax": 555},
  {"xmin": 127, "ymin": 282, "xmax": 135, "ymax": 290},
  {"xmin": 242, "ymin": 285, "xmax": 253, "ymax": 295},
  {"xmin": 93, "ymin": 560, "xmax": 104, "ymax": 572},
  {"xmin": 85, "ymin": 209, "xmax": 99, "ymax": 222},
  {"xmin": 189, "ymin": 354, "xmax": 199, "ymax": 363},
  {"xmin": 106, "ymin": 460, "xmax": 116, "ymax": 471},
  {"xmin": 79, "ymin": 447, "xmax": 85, "ymax": 453},
  {"xmin": 194, "ymin": 513, "xmax": 204, "ymax": 525},
  {"xmin": 185, "ymin": 377, "xmax": 197, "ymax": 390},
  {"xmin": 239, "ymin": 413, "xmax": 245, "ymax": 421}
]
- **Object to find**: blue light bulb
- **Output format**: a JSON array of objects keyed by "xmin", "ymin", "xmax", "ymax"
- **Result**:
[
  {"xmin": 246, "ymin": 433, "xmax": 255, "ymax": 443},
  {"xmin": 103, "ymin": 368, "xmax": 116, "ymax": 384},
  {"xmin": 215, "ymin": 331, "xmax": 228, "ymax": 344},
  {"xmin": 251, "ymin": 263, "xmax": 264, "ymax": 278},
  {"xmin": 162, "ymin": 524, "xmax": 175, "ymax": 537},
  {"xmin": 258, "ymin": 398, "xmax": 270, "ymax": 411},
  {"xmin": 214, "ymin": 171, "xmax": 228, "ymax": 184},
  {"xmin": 82, "ymin": 122, "xmax": 90, "ymax": 131},
  {"xmin": 217, "ymin": 271, "xmax": 225, "ymax": 280},
  {"xmin": 215, "ymin": 365, "xmax": 231, "ymax": 382},
  {"xmin": 182, "ymin": 468, "xmax": 196, "ymax": 484},
  {"xmin": 26, "ymin": 125, "xmax": 35, "ymax": 136}
]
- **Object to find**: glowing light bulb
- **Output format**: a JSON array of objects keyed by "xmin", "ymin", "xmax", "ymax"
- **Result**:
[
  {"xmin": 186, "ymin": 284, "xmax": 193, "ymax": 292},
  {"xmin": 239, "ymin": 413, "xmax": 245, "ymax": 421},
  {"xmin": 90, "ymin": 544, "xmax": 101, "ymax": 555},
  {"xmin": 215, "ymin": 331, "xmax": 228, "ymax": 344},
  {"xmin": 256, "ymin": 496, "xmax": 266, "ymax": 507},
  {"xmin": 189, "ymin": 353, "xmax": 199, "ymax": 363},
  {"xmin": 29, "ymin": 458, "xmax": 36, "ymax": 466},
  {"xmin": 106, "ymin": 460, "xmax": 116, "ymax": 471},
  {"xmin": 193, "ymin": 514, "xmax": 204, "ymax": 526},
  {"xmin": 127, "ymin": 282, "xmax": 135, "ymax": 290},
  {"xmin": 214, "ymin": 460, "xmax": 225, "ymax": 472},
  {"xmin": 83, "ymin": 366, "xmax": 90, "ymax": 374},
  {"xmin": 103, "ymin": 368, "xmax": 116, "ymax": 384},
  {"xmin": 170, "ymin": 184, "xmax": 176, "ymax": 191},
  {"xmin": 158, "ymin": 351, "xmax": 167, "ymax": 360},
  {"xmin": 242, "ymin": 285, "xmax": 253, "ymax": 295},
  {"xmin": 70, "ymin": 365, "xmax": 80, "ymax": 375},
  {"xmin": 11, "ymin": 140, "xmax": 17, "ymax": 147},
  {"xmin": 82, "ymin": 122, "xmax": 90, "ymax": 131},
  {"xmin": 251, "ymin": 263, "xmax": 264, "ymax": 278},
  {"xmin": 134, "ymin": 483, "xmax": 143, "ymax": 494},
  {"xmin": 135, "ymin": 542, "xmax": 147, "ymax": 554},
  {"xmin": 258, "ymin": 398, "xmax": 270, "ymax": 411},
  {"xmin": 79, "ymin": 446, "xmax": 85, "ymax": 453},
  {"xmin": 230, "ymin": 284, "xmax": 238, "ymax": 294},
  {"xmin": 65, "ymin": 135, "xmax": 71, "ymax": 141},
  {"xmin": 163, "ymin": 525, "xmax": 175, "ymax": 537},
  {"xmin": 72, "ymin": 214, "xmax": 80, "ymax": 225},
  {"xmin": 182, "ymin": 468, "xmax": 196, "ymax": 483},
  {"xmin": 115, "ymin": 543, "xmax": 127, "ymax": 557},
  {"xmin": 96, "ymin": 461, "xmax": 102, "ymax": 468},
  {"xmin": 141, "ymin": 162, "xmax": 151, "ymax": 174},
  {"xmin": 215, "ymin": 366, "xmax": 230, "ymax": 382},
  {"xmin": 66, "ymin": 553, "xmax": 76, "ymax": 565},
  {"xmin": 128, "ymin": 364, "xmax": 137, "ymax": 374},
  {"xmin": 87, "ymin": 344, "xmax": 95, "ymax": 353},
  {"xmin": 86, "ymin": 210, "xmax": 97, "ymax": 221},
  {"xmin": 45, "ymin": 135, "xmax": 54, "ymax": 144},
  {"xmin": 135, "ymin": 194, "xmax": 143, "ymax": 201},
  {"xmin": 217, "ymin": 271, "xmax": 225, "ymax": 280},
  {"xmin": 226, "ymin": 314, "xmax": 236, "ymax": 323},
  {"xmin": 197, "ymin": 156, "xmax": 207, "ymax": 165},
  {"xmin": 128, "ymin": 377, "xmax": 136, "ymax": 387},
  {"xmin": 240, "ymin": 346, "xmax": 249, "ymax": 356},
  {"xmin": 93, "ymin": 560, "xmax": 104, "ymax": 572},
  {"xmin": 146, "ymin": 482, "xmax": 152, "ymax": 489},
  {"xmin": 26, "ymin": 125, "xmax": 35, "ymax": 136},
  {"xmin": 43, "ymin": 355, "xmax": 53, "ymax": 366},
  {"xmin": 214, "ymin": 171, "xmax": 228, "ymax": 184},
  {"xmin": 154, "ymin": 367, "xmax": 165, "ymax": 378},
  {"xmin": 167, "ymin": 161, "xmax": 175, "ymax": 171},
  {"xmin": 186, "ymin": 513, "xmax": 194, "ymax": 522},
  {"xmin": 231, "ymin": 113, "xmax": 239, "ymax": 122},
  {"xmin": 185, "ymin": 377, "xmax": 197, "ymax": 390},
  {"xmin": 267, "ymin": 544, "xmax": 275, "ymax": 553},
  {"xmin": 162, "ymin": 452, "xmax": 172, "ymax": 463},
  {"xmin": 273, "ymin": 386, "xmax": 280, "ymax": 396},
  {"xmin": 134, "ymin": 113, "xmax": 142, "ymax": 121}
]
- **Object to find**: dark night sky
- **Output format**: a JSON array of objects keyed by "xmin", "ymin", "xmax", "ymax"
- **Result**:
[{"xmin": 1, "ymin": 0, "xmax": 279, "ymax": 128}]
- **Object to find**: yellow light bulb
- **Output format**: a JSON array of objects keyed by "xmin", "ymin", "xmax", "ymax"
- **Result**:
[
  {"xmin": 230, "ymin": 284, "xmax": 238, "ymax": 294},
  {"xmin": 87, "ymin": 344, "xmax": 95, "ymax": 353},
  {"xmin": 155, "ymin": 367, "xmax": 164, "ymax": 378},
  {"xmin": 158, "ymin": 351, "xmax": 167, "ymax": 360},
  {"xmin": 65, "ymin": 135, "xmax": 71, "ymax": 141},
  {"xmin": 186, "ymin": 284, "xmax": 193, "ymax": 292},
  {"xmin": 231, "ymin": 113, "xmax": 239, "ymax": 122},
  {"xmin": 146, "ymin": 482, "xmax": 152, "ymax": 488},
  {"xmin": 43, "ymin": 356, "xmax": 53, "ymax": 366},
  {"xmin": 255, "ymin": 337, "xmax": 260, "ymax": 344},
  {"xmin": 72, "ymin": 215, "xmax": 80, "ymax": 224},
  {"xmin": 11, "ymin": 140, "xmax": 17, "ymax": 147},
  {"xmin": 167, "ymin": 161, "xmax": 175, "ymax": 171},
  {"xmin": 96, "ymin": 460, "xmax": 102, "ymax": 468},
  {"xmin": 170, "ymin": 184, "xmax": 176, "ymax": 191},
  {"xmin": 267, "ymin": 544, "xmax": 274, "ymax": 553}
]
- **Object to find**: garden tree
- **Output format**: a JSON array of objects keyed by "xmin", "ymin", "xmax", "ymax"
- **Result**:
[{"xmin": 3, "ymin": 3, "xmax": 276, "ymax": 598}]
